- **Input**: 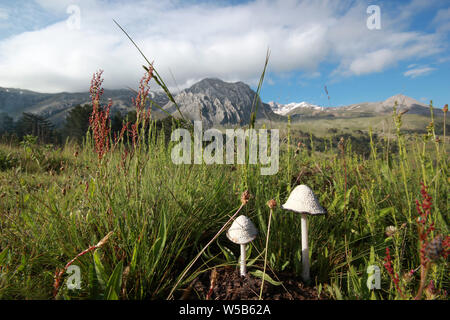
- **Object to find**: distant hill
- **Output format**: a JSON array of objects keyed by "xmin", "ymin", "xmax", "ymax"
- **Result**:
[
  {"xmin": 0, "ymin": 78, "xmax": 281, "ymax": 127},
  {"xmin": 0, "ymin": 87, "xmax": 169, "ymax": 126},
  {"xmin": 268, "ymin": 101, "xmax": 323, "ymax": 115},
  {"xmin": 0, "ymin": 80, "xmax": 443, "ymax": 130},
  {"xmin": 162, "ymin": 78, "xmax": 279, "ymax": 126},
  {"xmin": 270, "ymin": 94, "xmax": 443, "ymax": 119}
]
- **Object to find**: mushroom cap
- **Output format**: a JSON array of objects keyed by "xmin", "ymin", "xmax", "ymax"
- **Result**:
[
  {"xmin": 226, "ymin": 215, "xmax": 258, "ymax": 244},
  {"xmin": 282, "ymin": 185, "xmax": 326, "ymax": 215}
]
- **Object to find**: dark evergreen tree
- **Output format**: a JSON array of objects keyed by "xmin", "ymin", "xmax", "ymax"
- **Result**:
[
  {"xmin": 111, "ymin": 111, "xmax": 126, "ymax": 135},
  {"xmin": 15, "ymin": 112, "xmax": 55, "ymax": 144},
  {"xmin": 62, "ymin": 104, "xmax": 93, "ymax": 144},
  {"xmin": 0, "ymin": 112, "xmax": 15, "ymax": 134}
]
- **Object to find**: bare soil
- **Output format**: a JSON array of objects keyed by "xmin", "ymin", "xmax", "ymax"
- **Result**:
[{"xmin": 181, "ymin": 266, "xmax": 326, "ymax": 300}]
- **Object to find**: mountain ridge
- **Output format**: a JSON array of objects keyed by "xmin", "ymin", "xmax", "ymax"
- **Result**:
[
  {"xmin": 162, "ymin": 78, "xmax": 279, "ymax": 126},
  {"xmin": 0, "ymin": 80, "xmax": 443, "ymax": 128},
  {"xmin": 271, "ymin": 93, "xmax": 442, "ymax": 118}
]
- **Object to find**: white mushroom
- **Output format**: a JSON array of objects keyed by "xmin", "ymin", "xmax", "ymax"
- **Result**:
[
  {"xmin": 282, "ymin": 185, "xmax": 326, "ymax": 283},
  {"xmin": 226, "ymin": 215, "xmax": 258, "ymax": 277}
]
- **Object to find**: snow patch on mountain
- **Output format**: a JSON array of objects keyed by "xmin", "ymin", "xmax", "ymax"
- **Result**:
[{"xmin": 268, "ymin": 101, "xmax": 323, "ymax": 115}]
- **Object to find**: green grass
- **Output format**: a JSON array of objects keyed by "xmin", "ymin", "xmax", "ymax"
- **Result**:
[
  {"xmin": 0, "ymin": 29, "xmax": 448, "ymax": 299},
  {"xmin": 0, "ymin": 107, "xmax": 448, "ymax": 300},
  {"xmin": 283, "ymin": 114, "xmax": 449, "ymax": 138}
]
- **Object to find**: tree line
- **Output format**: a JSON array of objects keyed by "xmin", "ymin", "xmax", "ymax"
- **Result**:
[
  {"xmin": 0, "ymin": 104, "xmax": 185, "ymax": 146},
  {"xmin": 0, "ymin": 112, "xmax": 57, "ymax": 144}
]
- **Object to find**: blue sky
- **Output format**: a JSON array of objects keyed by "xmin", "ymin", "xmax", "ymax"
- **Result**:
[{"xmin": 0, "ymin": 0, "xmax": 449, "ymax": 107}]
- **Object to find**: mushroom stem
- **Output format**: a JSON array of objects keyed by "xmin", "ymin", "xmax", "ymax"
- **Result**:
[
  {"xmin": 240, "ymin": 244, "xmax": 247, "ymax": 276},
  {"xmin": 301, "ymin": 213, "xmax": 310, "ymax": 283}
]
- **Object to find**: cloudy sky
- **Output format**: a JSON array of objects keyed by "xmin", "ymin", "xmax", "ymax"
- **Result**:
[{"xmin": 0, "ymin": 0, "xmax": 449, "ymax": 107}]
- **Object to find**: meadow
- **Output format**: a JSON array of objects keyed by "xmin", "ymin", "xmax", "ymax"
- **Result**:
[{"xmin": 0, "ymin": 60, "xmax": 448, "ymax": 300}]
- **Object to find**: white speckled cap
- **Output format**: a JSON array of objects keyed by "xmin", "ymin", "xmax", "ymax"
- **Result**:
[
  {"xmin": 226, "ymin": 215, "xmax": 258, "ymax": 244},
  {"xmin": 282, "ymin": 185, "xmax": 326, "ymax": 215}
]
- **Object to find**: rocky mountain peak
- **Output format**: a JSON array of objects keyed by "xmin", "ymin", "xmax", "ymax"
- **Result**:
[
  {"xmin": 185, "ymin": 78, "xmax": 254, "ymax": 102},
  {"xmin": 163, "ymin": 78, "xmax": 275, "ymax": 126},
  {"xmin": 383, "ymin": 94, "xmax": 425, "ymax": 108}
]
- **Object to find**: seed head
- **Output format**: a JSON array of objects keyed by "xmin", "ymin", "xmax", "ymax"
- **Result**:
[
  {"xmin": 338, "ymin": 137, "xmax": 345, "ymax": 153},
  {"xmin": 385, "ymin": 225, "xmax": 397, "ymax": 237},
  {"xmin": 96, "ymin": 231, "xmax": 114, "ymax": 248},
  {"xmin": 241, "ymin": 190, "xmax": 251, "ymax": 205},
  {"xmin": 444, "ymin": 104, "xmax": 448, "ymax": 113},
  {"xmin": 403, "ymin": 268, "xmax": 416, "ymax": 283},
  {"xmin": 267, "ymin": 199, "xmax": 277, "ymax": 209}
]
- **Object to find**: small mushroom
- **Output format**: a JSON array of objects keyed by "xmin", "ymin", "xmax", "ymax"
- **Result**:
[
  {"xmin": 282, "ymin": 185, "xmax": 326, "ymax": 283},
  {"xmin": 226, "ymin": 215, "xmax": 258, "ymax": 277}
]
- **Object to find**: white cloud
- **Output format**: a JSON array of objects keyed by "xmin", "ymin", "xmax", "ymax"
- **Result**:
[
  {"xmin": 404, "ymin": 67, "xmax": 436, "ymax": 78},
  {"xmin": 432, "ymin": 7, "xmax": 450, "ymax": 33},
  {"xmin": 0, "ymin": 8, "xmax": 9, "ymax": 20},
  {"xmin": 349, "ymin": 49, "xmax": 394, "ymax": 75},
  {"xmin": 0, "ymin": 0, "xmax": 446, "ymax": 92},
  {"xmin": 34, "ymin": 0, "xmax": 75, "ymax": 13}
]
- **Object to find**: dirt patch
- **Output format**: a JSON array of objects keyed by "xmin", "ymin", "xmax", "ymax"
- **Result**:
[{"xmin": 182, "ymin": 266, "xmax": 326, "ymax": 300}]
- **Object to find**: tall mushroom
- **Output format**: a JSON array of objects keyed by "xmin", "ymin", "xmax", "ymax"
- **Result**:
[
  {"xmin": 282, "ymin": 185, "xmax": 326, "ymax": 283},
  {"xmin": 226, "ymin": 215, "xmax": 258, "ymax": 277}
]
